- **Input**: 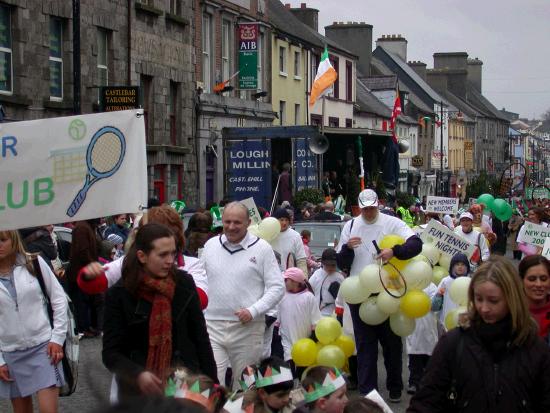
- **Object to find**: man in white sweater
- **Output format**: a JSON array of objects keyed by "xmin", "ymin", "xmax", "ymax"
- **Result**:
[{"xmin": 200, "ymin": 202, "xmax": 284, "ymax": 389}]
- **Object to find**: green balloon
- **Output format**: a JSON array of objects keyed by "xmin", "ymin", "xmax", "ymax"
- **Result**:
[
  {"xmin": 492, "ymin": 198, "xmax": 507, "ymax": 215},
  {"xmin": 477, "ymin": 193, "xmax": 495, "ymax": 210},
  {"xmin": 495, "ymin": 201, "xmax": 513, "ymax": 221}
]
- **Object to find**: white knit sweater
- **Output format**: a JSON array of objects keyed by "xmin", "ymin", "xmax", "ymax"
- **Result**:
[{"xmin": 201, "ymin": 232, "xmax": 284, "ymax": 321}]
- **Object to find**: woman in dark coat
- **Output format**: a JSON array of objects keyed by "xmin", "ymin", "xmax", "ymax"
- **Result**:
[
  {"xmin": 407, "ymin": 256, "xmax": 550, "ymax": 413},
  {"xmin": 102, "ymin": 223, "xmax": 217, "ymax": 401}
]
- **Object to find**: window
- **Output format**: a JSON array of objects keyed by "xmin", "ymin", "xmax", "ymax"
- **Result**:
[
  {"xmin": 328, "ymin": 56, "xmax": 339, "ymax": 99},
  {"xmin": 346, "ymin": 61, "xmax": 352, "ymax": 101},
  {"xmin": 49, "ymin": 17, "xmax": 63, "ymax": 100},
  {"xmin": 169, "ymin": 0, "xmax": 182, "ymax": 15},
  {"xmin": 257, "ymin": 31, "xmax": 264, "ymax": 91},
  {"xmin": 169, "ymin": 81, "xmax": 179, "ymax": 145},
  {"xmin": 294, "ymin": 51, "xmax": 300, "ymax": 78},
  {"xmin": 295, "ymin": 103, "xmax": 300, "ymax": 125},
  {"xmin": 97, "ymin": 29, "xmax": 108, "ymax": 88},
  {"xmin": 279, "ymin": 46, "xmax": 286, "ymax": 75},
  {"xmin": 140, "ymin": 74, "xmax": 153, "ymax": 144},
  {"xmin": 345, "ymin": 118, "xmax": 352, "ymax": 128},
  {"xmin": 310, "ymin": 114, "xmax": 322, "ymax": 126},
  {"xmin": 329, "ymin": 117, "xmax": 339, "ymax": 128},
  {"xmin": 221, "ymin": 20, "xmax": 231, "ymax": 85},
  {"xmin": 279, "ymin": 101, "xmax": 286, "ymax": 125},
  {"xmin": 169, "ymin": 165, "xmax": 183, "ymax": 200},
  {"xmin": 0, "ymin": 4, "xmax": 12, "ymax": 94},
  {"xmin": 202, "ymin": 14, "xmax": 212, "ymax": 92}
]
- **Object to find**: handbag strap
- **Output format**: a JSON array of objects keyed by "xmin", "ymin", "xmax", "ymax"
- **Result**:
[{"xmin": 31, "ymin": 258, "xmax": 54, "ymax": 328}]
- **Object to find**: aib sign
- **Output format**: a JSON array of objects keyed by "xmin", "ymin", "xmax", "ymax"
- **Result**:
[{"xmin": 238, "ymin": 23, "xmax": 258, "ymax": 90}]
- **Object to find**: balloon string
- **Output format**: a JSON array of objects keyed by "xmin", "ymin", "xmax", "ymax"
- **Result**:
[{"xmin": 378, "ymin": 259, "xmax": 407, "ymax": 299}]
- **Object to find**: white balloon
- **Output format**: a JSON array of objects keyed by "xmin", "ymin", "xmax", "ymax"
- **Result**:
[
  {"xmin": 359, "ymin": 296, "xmax": 389, "ymax": 325},
  {"xmin": 412, "ymin": 254, "xmax": 431, "ymax": 265},
  {"xmin": 449, "ymin": 277, "xmax": 471, "ymax": 306},
  {"xmin": 402, "ymin": 260, "xmax": 432, "ymax": 290},
  {"xmin": 359, "ymin": 264, "xmax": 386, "ymax": 294},
  {"xmin": 248, "ymin": 223, "xmax": 260, "ymax": 237},
  {"xmin": 340, "ymin": 276, "xmax": 371, "ymax": 304},
  {"xmin": 438, "ymin": 254, "xmax": 452, "ymax": 271},
  {"xmin": 421, "ymin": 244, "xmax": 441, "ymax": 266},
  {"xmin": 258, "ymin": 217, "xmax": 281, "ymax": 242},
  {"xmin": 376, "ymin": 289, "xmax": 402, "ymax": 315},
  {"xmin": 389, "ymin": 312, "xmax": 416, "ymax": 337}
]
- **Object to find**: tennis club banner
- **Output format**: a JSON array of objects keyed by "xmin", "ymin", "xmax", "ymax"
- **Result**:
[{"xmin": 0, "ymin": 110, "xmax": 147, "ymax": 230}]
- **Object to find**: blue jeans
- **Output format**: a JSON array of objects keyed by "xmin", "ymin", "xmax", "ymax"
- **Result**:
[{"xmin": 349, "ymin": 303, "xmax": 403, "ymax": 395}]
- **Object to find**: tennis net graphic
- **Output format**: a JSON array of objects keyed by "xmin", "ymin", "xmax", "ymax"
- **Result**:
[{"xmin": 50, "ymin": 146, "xmax": 88, "ymax": 184}]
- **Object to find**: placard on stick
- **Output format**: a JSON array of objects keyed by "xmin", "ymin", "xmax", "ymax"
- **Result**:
[
  {"xmin": 426, "ymin": 196, "xmax": 459, "ymax": 214},
  {"xmin": 420, "ymin": 219, "xmax": 476, "ymax": 259}
]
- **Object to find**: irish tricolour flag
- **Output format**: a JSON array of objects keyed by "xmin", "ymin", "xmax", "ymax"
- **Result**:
[{"xmin": 309, "ymin": 47, "xmax": 338, "ymax": 107}]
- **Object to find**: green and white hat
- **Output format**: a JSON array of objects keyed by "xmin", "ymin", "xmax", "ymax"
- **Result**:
[
  {"xmin": 170, "ymin": 200, "xmax": 186, "ymax": 214},
  {"xmin": 303, "ymin": 368, "xmax": 346, "ymax": 404},
  {"xmin": 255, "ymin": 366, "xmax": 294, "ymax": 388}
]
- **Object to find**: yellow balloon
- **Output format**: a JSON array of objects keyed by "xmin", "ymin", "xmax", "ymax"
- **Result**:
[
  {"xmin": 376, "ymin": 289, "xmax": 402, "ymax": 315},
  {"xmin": 315, "ymin": 317, "xmax": 342, "ymax": 345},
  {"xmin": 379, "ymin": 234, "xmax": 405, "ymax": 250},
  {"xmin": 340, "ymin": 276, "xmax": 371, "ymax": 304},
  {"xmin": 389, "ymin": 256, "xmax": 410, "ymax": 271},
  {"xmin": 291, "ymin": 338, "xmax": 318, "ymax": 367},
  {"xmin": 359, "ymin": 296, "xmax": 389, "ymax": 325},
  {"xmin": 359, "ymin": 264, "xmax": 385, "ymax": 293},
  {"xmin": 389, "ymin": 312, "xmax": 416, "ymax": 337},
  {"xmin": 449, "ymin": 277, "xmax": 471, "ymax": 306},
  {"xmin": 334, "ymin": 335, "xmax": 355, "ymax": 358},
  {"xmin": 316, "ymin": 345, "xmax": 346, "ymax": 369},
  {"xmin": 383, "ymin": 263, "xmax": 401, "ymax": 280},
  {"xmin": 432, "ymin": 265, "xmax": 449, "ymax": 286},
  {"xmin": 400, "ymin": 290, "xmax": 431, "ymax": 318},
  {"xmin": 316, "ymin": 341, "xmax": 324, "ymax": 352}
]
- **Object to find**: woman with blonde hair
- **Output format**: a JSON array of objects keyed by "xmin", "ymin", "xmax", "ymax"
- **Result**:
[
  {"xmin": 0, "ymin": 230, "xmax": 68, "ymax": 412},
  {"xmin": 408, "ymin": 256, "xmax": 550, "ymax": 412}
]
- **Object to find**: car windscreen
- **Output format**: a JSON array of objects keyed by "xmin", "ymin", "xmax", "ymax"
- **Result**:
[{"xmin": 292, "ymin": 223, "xmax": 342, "ymax": 256}]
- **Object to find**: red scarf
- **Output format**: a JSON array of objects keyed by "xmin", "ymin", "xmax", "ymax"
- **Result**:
[{"xmin": 138, "ymin": 275, "xmax": 175, "ymax": 383}]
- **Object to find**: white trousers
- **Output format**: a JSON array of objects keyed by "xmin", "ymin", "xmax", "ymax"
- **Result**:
[{"xmin": 206, "ymin": 319, "xmax": 264, "ymax": 390}]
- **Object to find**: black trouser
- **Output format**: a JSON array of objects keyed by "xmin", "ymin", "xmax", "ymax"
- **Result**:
[
  {"xmin": 513, "ymin": 250, "xmax": 522, "ymax": 260},
  {"xmin": 349, "ymin": 304, "xmax": 403, "ymax": 395},
  {"xmin": 408, "ymin": 354, "xmax": 430, "ymax": 387}
]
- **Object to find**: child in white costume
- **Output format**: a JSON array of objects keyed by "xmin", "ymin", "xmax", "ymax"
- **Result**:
[
  {"xmin": 277, "ymin": 267, "xmax": 321, "ymax": 362},
  {"xmin": 309, "ymin": 248, "xmax": 345, "ymax": 317}
]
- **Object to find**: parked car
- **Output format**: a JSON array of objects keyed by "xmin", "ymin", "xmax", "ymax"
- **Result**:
[
  {"xmin": 292, "ymin": 221, "xmax": 347, "ymax": 258},
  {"xmin": 53, "ymin": 226, "xmax": 72, "ymax": 269}
]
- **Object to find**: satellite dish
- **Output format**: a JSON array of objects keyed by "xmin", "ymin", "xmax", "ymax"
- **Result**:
[
  {"xmin": 308, "ymin": 134, "xmax": 329, "ymax": 155},
  {"xmin": 397, "ymin": 140, "xmax": 410, "ymax": 154}
]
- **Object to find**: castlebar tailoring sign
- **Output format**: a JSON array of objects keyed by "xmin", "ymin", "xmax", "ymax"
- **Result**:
[
  {"xmin": 238, "ymin": 23, "xmax": 258, "ymax": 90},
  {"xmin": 294, "ymin": 138, "xmax": 317, "ymax": 191},
  {"xmin": 100, "ymin": 86, "xmax": 140, "ymax": 112}
]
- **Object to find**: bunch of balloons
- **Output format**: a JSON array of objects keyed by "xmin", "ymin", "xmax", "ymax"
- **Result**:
[
  {"xmin": 248, "ymin": 217, "xmax": 281, "ymax": 242},
  {"xmin": 477, "ymin": 193, "xmax": 513, "ymax": 221},
  {"xmin": 338, "ymin": 234, "xmax": 445, "ymax": 338},
  {"xmin": 291, "ymin": 317, "xmax": 355, "ymax": 369}
]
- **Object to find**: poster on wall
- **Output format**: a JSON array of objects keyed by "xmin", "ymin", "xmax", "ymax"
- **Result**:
[
  {"xmin": 226, "ymin": 139, "xmax": 271, "ymax": 209},
  {"xmin": 294, "ymin": 138, "xmax": 317, "ymax": 191}
]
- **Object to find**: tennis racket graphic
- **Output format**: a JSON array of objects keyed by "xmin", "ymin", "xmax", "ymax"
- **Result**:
[
  {"xmin": 498, "ymin": 162, "xmax": 526, "ymax": 197},
  {"xmin": 66, "ymin": 126, "xmax": 126, "ymax": 217}
]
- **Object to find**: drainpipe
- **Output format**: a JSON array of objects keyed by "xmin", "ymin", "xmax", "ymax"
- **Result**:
[
  {"xmin": 72, "ymin": 0, "xmax": 81, "ymax": 114},
  {"xmin": 127, "ymin": 0, "xmax": 132, "ymax": 85}
]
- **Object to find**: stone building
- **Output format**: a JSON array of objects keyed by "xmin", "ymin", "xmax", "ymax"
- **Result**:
[{"xmin": 0, "ymin": 0, "xmax": 197, "ymax": 205}]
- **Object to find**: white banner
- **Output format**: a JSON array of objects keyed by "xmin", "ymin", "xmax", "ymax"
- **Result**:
[
  {"xmin": 420, "ymin": 219, "xmax": 476, "ymax": 259},
  {"xmin": 0, "ymin": 110, "xmax": 147, "ymax": 230},
  {"xmin": 241, "ymin": 197, "xmax": 262, "ymax": 225},
  {"xmin": 426, "ymin": 196, "xmax": 459, "ymax": 214},
  {"xmin": 518, "ymin": 222, "xmax": 550, "ymax": 247},
  {"xmin": 542, "ymin": 237, "xmax": 550, "ymax": 259}
]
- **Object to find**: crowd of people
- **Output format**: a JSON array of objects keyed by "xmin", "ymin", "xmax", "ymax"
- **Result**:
[{"xmin": 0, "ymin": 189, "xmax": 549, "ymax": 413}]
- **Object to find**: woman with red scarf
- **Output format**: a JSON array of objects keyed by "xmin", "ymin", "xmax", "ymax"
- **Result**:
[{"xmin": 102, "ymin": 223, "xmax": 217, "ymax": 401}]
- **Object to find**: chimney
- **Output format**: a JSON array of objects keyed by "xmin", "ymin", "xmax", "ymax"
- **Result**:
[
  {"xmin": 375, "ymin": 34, "xmax": 407, "ymax": 62},
  {"xmin": 467, "ymin": 57, "xmax": 483, "ymax": 93},
  {"xmin": 325, "ymin": 22, "xmax": 373, "ymax": 76},
  {"xmin": 289, "ymin": 3, "xmax": 319, "ymax": 32},
  {"xmin": 408, "ymin": 61, "xmax": 427, "ymax": 81},
  {"xmin": 285, "ymin": 3, "xmax": 291, "ymax": 9},
  {"xmin": 433, "ymin": 52, "xmax": 468, "ymax": 70}
]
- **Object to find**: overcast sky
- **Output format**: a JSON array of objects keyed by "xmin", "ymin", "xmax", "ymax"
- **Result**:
[{"xmin": 287, "ymin": 0, "xmax": 550, "ymax": 119}]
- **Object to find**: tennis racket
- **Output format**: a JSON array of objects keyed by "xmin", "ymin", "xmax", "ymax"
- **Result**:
[
  {"xmin": 66, "ymin": 126, "xmax": 126, "ymax": 217},
  {"xmin": 498, "ymin": 162, "xmax": 527, "ymax": 197},
  {"xmin": 373, "ymin": 241, "xmax": 407, "ymax": 298}
]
